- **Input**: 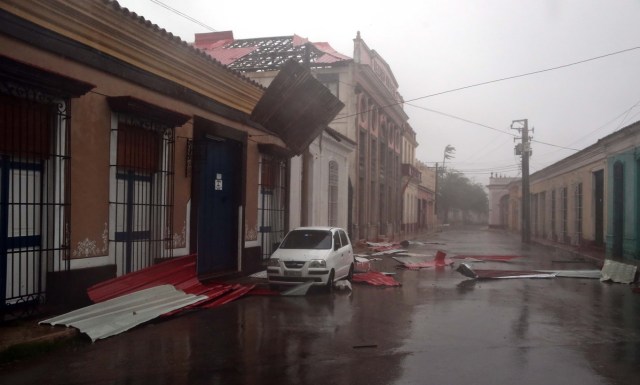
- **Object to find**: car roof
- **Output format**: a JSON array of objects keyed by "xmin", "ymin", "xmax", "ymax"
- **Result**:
[{"xmin": 289, "ymin": 226, "xmax": 342, "ymax": 232}]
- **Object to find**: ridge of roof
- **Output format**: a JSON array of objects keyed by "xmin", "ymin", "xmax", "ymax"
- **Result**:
[
  {"xmin": 108, "ymin": 0, "xmax": 265, "ymax": 90},
  {"xmin": 194, "ymin": 31, "xmax": 352, "ymax": 70}
]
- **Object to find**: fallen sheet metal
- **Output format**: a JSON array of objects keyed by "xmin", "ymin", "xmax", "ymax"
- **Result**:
[
  {"xmin": 452, "ymin": 255, "xmax": 521, "ymax": 262},
  {"xmin": 334, "ymin": 280, "xmax": 352, "ymax": 292},
  {"xmin": 355, "ymin": 256, "xmax": 372, "ymax": 273},
  {"xmin": 393, "ymin": 250, "xmax": 453, "ymax": 269},
  {"xmin": 538, "ymin": 270, "xmax": 602, "ymax": 279},
  {"xmin": 281, "ymin": 282, "xmax": 314, "ymax": 296},
  {"xmin": 352, "ymin": 271, "xmax": 401, "ymax": 286},
  {"xmin": 600, "ymin": 260, "xmax": 638, "ymax": 284},
  {"xmin": 400, "ymin": 240, "xmax": 446, "ymax": 247},
  {"xmin": 40, "ymin": 285, "xmax": 208, "ymax": 342},
  {"xmin": 249, "ymin": 270, "xmax": 268, "ymax": 279},
  {"xmin": 455, "ymin": 263, "xmax": 556, "ymax": 279},
  {"xmin": 371, "ymin": 248, "xmax": 407, "ymax": 256},
  {"xmin": 87, "ymin": 254, "xmax": 256, "ymax": 310}
]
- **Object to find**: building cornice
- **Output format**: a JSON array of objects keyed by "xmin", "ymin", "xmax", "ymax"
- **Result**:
[{"xmin": 0, "ymin": 0, "xmax": 264, "ymax": 114}]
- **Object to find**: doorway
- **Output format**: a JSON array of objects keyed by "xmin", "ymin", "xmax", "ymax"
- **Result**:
[{"xmin": 194, "ymin": 136, "xmax": 242, "ymax": 277}]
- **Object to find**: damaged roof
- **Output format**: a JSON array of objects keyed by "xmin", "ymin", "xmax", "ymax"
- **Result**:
[{"xmin": 194, "ymin": 32, "xmax": 352, "ymax": 72}]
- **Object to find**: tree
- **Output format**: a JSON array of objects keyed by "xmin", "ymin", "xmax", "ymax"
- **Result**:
[{"xmin": 437, "ymin": 169, "xmax": 488, "ymax": 224}]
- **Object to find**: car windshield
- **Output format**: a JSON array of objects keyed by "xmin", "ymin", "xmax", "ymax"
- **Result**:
[{"xmin": 279, "ymin": 230, "xmax": 332, "ymax": 250}]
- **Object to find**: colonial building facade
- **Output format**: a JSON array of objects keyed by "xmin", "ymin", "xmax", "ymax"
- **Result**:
[
  {"xmin": 0, "ymin": 0, "xmax": 337, "ymax": 316},
  {"xmin": 487, "ymin": 121, "xmax": 640, "ymax": 261}
]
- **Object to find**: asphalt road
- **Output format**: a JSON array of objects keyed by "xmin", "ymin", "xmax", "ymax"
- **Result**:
[{"xmin": 2, "ymin": 226, "xmax": 639, "ymax": 385}]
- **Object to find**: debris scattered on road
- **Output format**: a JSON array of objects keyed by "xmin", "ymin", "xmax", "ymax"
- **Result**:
[
  {"xmin": 600, "ymin": 260, "xmax": 638, "ymax": 284},
  {"xmin": 371, "ymin": 248, "xmax": 407, "ymax": 256},
  {"xmin": 249, "ymin": 270, "xmax": 267, "ymax": 279},
  {"xmin": 393, "ymin": 250, "xmax": 453, "ymax": 269},
  {"xmin": 281, "ymin": 282, "xmax": 314, "ymax": 296},
  {"xmin": 355, "ymin": 256, "xmax": 372, "ymax": 273},
  {"xmin": 352, "ymin": 271, "xmax": 401, "ymax": 286},
  {"xmin": 400, "ymin": 240, "xmax": 446, "ymax": 248},
  {"xmin": 334, "ymin": 280, "xmax": 352, "ymax": 292},
  {"xmin": 455, "ymin": 263, "xmax": 555, "ymax": 279},
  {"xmin": 41, "ymin": 285, "xmax": 208, "ymax": 342},
  {"xmin": 452, "ymin": 255, "xmax": 521, "ymax": 262},
  {"xmin": 538, "ymin": 270, "xmax": 602, "ymax": 279}
]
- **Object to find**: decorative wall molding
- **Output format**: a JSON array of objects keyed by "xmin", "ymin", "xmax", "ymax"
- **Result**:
[
  {"xmin": 72, "ymin": 222, "xmax": 108, "ymax": 258},
  {"xmin": 169, "ymin": 220, "xmax": 187, "ymax": 249},
  {"xmin": 246, "ymin": 224, "xmax": 258, "ymax": 242}
]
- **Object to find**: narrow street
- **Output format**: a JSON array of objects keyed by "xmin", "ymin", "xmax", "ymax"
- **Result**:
[{"xmin": 2, "ymin": 226, "xmax": 639, "ymax": 385}]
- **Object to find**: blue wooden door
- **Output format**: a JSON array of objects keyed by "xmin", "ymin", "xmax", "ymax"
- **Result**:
[{"xmin": 197, "ymin": 138, "xmax": 240, "ymax": 276}]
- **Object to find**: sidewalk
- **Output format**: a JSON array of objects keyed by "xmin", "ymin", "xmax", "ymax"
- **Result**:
[{"xmin": 0, "ymin": 316, "xmax": 79, "ymax": 364}]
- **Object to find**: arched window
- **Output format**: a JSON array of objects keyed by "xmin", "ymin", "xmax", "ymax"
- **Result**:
[{"xmin": 328, "ymin": 161, "xmax": 339, "ymax": 226}]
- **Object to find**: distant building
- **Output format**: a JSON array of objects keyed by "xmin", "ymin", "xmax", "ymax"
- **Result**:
[
  {"xmin": 487, "ymin": 174, "xmax": 520, "ymax": 228},
  {"xmin": 416, "ymin": 161, "xmax": 436, "ymax": 231},
  {"xmin": 488, "ymin": 121, "xmax": 640, "ymax": 261}
]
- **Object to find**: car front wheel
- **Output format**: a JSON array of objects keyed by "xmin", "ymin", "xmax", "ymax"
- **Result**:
[{"xmin": 325, "ymin": 269, "xmax": 335, "ymax": 293}]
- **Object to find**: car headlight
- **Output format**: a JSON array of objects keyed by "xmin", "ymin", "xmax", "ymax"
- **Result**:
[
  {"xmin": 267, "ymin": 258, "xmax": 280, "ymax": 267},
  {"xmin": 308, "ymin": 259, "xmax": 326, "ymax": 268}
]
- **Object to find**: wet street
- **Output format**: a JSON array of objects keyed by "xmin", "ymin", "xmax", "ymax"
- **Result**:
[{"xmin": 2, "ymin": 226, "xmax": 640, "ymax": 385}]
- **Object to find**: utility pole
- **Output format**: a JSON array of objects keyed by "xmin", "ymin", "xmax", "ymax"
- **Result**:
[{"xmin": 511, "ymin": 119, "xmax": 532, "ymax": 243}]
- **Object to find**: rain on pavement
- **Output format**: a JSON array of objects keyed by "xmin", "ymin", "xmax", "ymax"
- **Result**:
[{"xmin": 1, "ymin": 226, "xmax": 639, "ymax": 385}]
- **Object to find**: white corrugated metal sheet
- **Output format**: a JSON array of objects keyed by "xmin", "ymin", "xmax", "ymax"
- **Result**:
[{"xmin": 40, "ymin": 285, "xmax": 207, "ymax": 342}]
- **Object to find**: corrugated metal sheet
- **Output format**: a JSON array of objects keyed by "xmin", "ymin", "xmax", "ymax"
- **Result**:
[
  {"xmin": 352, "ymin": 272, "xmax": 401, "ymax": 287},
  {"xmin": 600, "ymin": 260, "xmax": 637, "ymax": 283},
  {"xmin": 250, "ymin": 60, "xmax": 345, "ymax": 155},
  {"xmin": 40, "ymin": 285, "xmax": 208, "ymax": 342},
  {"xmin": 455, "ymin": 263, "xmax": 556, "ymax": 279}
]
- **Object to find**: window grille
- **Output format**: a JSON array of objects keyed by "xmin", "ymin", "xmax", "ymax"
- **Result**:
[
  {"xmin": 1, "ymin": 90, "xmax": 70, "ymax": 318},
  {"xmin": 574, "ymin": 183, "xmax": 583, "ymax": 245},
  {"xmin": 560, "ymin": 187, "xmax": 568, "ymax": 243},
  {"xmin": 328, "ymin": 161, "xmax": 338, "ymax": 227},
  {"xmin": 258, "ymin": 156, "xmax": 287, "ymax": 260},
  {"xmin": 109, "ymin": 114, "xmax": 174, "ymax": 276},
  {"xmin": 550, "ymin": 190, "xmax": 556, "ymax": 240}
]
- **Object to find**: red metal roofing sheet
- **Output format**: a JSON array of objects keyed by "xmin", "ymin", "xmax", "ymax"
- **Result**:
[
  {"xmin": 87, "ymin": 254, "xmax": 257, "ymax": 313},
  {"xmin": 206, "ymin": 46, "xmax": 257, "ymax": 65},
  {"xmin": 352, "ymin": 272, "xmax": 401, "ymax": 286}
]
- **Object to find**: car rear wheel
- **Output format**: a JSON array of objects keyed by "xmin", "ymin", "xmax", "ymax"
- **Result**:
[
  {"xmin": 325, "ymin": 269, "xmax": 335, "ymax": 293},
  {"xmin": 347, "ymin": 263, "xmax": 354, "ymax": 281}
]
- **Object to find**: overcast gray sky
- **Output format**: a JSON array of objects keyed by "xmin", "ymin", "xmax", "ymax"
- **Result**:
[{"xmin": 117, "ymin": 0, "xmax": 640, "ymax": 185}]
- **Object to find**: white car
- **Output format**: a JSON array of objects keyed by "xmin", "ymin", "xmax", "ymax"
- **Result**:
[{"xmin": 267, "ymin": 227, "xmax": 354, "ymax": 291}]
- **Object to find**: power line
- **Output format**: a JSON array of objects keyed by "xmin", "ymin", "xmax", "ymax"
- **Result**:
[
  {"xmin": 406, "ymin": 103, "xmax": 580, "ymax": 151},
  {"xmin": 149, "ymin": 0, "xmax": 217, "ymax": 32},
  {"xmin": 337, "ymin": 45, "xmax": 640, "ymax": 122}
]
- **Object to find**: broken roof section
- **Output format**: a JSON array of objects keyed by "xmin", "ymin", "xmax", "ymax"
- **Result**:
[
  {"xmin": 194, "ymin": 31, "xmax": 352, "ymax": 71},
  {"xmin": 251, "ymin": 60, "xmax": 345, "ymax": 154},
  {"xmin": 194, "ymin": 31, "xmax": 347, "ymax": 155}
]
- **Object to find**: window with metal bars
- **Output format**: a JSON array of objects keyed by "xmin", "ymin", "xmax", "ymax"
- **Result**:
[
  {"xmin": 560, "ymin": 187, "xmax": 568, "ymax": 243},
  {"xmin": 258, "ymin": 156, "xmax": 287, "ymax": 260},
  {"xmin": 550, "ymin": 190, "xmax": 556, "ymax": 240},
  {"xmin": 574, "ymin": 183, "xmax": 583, "ymax": 245},
  {"xmin": 109, "ymin": 114, "xmax": 174, "ymax": 276},
  {"xmin": 1, "ymin": 90, "xmax": 70, "ymax": 317},
  {"xmin": 328, "ymin": 160, "xmax": 338, "ymax": 227}
]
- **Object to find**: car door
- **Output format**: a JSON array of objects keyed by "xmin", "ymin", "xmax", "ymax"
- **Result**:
[
  {"xmin": 339, "ymin": 230, "xmax": 353, "ymax": 277},
  {"xmin": 330, "ymin": 231, "xmax": 343, "ymax": 276}
]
